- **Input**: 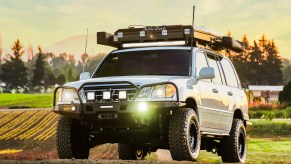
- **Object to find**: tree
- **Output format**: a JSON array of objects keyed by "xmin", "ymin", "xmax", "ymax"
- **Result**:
[
  {"xmin": 263, "ymin": 39, "xmax": 283, "ymax": 85},
  {"xmin": 283, "ymin": 65, "xmax": 291, "ymax": 84},
  {"xmin": 0, "ymin": 39, "xmax": 27, "ymax": 92},
  {"xmin": 233, "ymin": 34, "xmax": 250, "ymax": 85},
  {"xmin": 67, "ymin": 68, "xmax": 75, "ymax": 82},
  {"xmin": 0, "ymin": 34, "xmax": 2, "ymax": 63},
  {"xmin": 44, "ymin": 67, "xmax": 56, "ymax": 90},
  {"xmin": 228, "ymin": 34, "xmax": 283, "ymax": 86},
  {"xmin": 279, "ymin": 81, "xmax": 291, "ymax": 105},
  {"xmin": 32, "ymin": 46, "xmax": 47, "ymax": 91},
  {"xmin": 56, "ymin": 74, "xmax": 66, "ymax": 85},
  {"xmin": 81, "ymin": 53, "xmax": 89, "ymax": 63}
]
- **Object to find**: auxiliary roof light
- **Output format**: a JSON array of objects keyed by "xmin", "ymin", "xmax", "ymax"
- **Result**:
[
  {"xmin": 117, "ymin": 32, "xmax": 123, "ymax": 38},
  {"xmin": 184, "ymin": 29, "xmax": 191, "ymax": 34},
  {"xmin": 162, "ymin": 30, "xmax": 167, "ymax": 35},
  {"xmin": 140, "ymin": 31, "xmax": 145, "ymax": 37}
]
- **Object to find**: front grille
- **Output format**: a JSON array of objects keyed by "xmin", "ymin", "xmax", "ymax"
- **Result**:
[{"xmin": 82, "ymin": 82, "xmax": 138, "ymax": 103}]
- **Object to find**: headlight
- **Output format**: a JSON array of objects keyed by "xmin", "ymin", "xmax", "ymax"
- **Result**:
[
  {"xmin": 136, "ymin": 83, "xmax": 177, "ymax": 101},
  {"xmin": 56, "ymin": 88, "xmax": 80, "ymax": 104},
  {"xmin": 137, "ymin": 87, "xmax": 152, "ymax": 98}
]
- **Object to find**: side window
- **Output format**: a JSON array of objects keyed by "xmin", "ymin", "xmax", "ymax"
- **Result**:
[
  {"xmin": 220, "ymin": 58, "xmax": 239, "ymax": 88},
  {"xmin": 216, "ymin": 56, "xmax": 226, "ymax": 85},
  {"xmin": 195, "ymin": 51, "xmax": 210, "ymax": 82},
  {"xmin": 206, "ymin": 54, "xmax": 223, "ymax": 85}
]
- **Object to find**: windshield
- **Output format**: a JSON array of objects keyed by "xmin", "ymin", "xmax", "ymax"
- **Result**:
[{"xmin": 93, "ymin": 49, "xmax": 191, "ymax": 77}]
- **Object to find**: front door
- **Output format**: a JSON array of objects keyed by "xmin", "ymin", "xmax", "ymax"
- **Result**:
[{"xmin": 195, "ymin": 51, "xmax": 221, "ymax": 131}]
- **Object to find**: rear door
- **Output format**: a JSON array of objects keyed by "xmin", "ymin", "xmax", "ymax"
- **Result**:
[
  {"xmin": 205, "ymin": 53, "xmax": 235, "ymax": 132},
  {"xmin": 219, "ymin": 57, "xmax": 240, "ymax": 132}
]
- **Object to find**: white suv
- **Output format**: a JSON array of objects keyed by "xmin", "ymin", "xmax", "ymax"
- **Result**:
[{"xmin": 53, "ymin": 25, "xmax": 250, "ymax": 163}]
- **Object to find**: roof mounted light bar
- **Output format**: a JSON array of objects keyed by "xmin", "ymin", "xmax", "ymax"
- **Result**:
[
  {"xmin": 122, "ymin": 41, "xmax": 186, "ymax": 48},
  {"xmin": 96, "ymin": 25, "xmax": 244, "ymax": 53}
]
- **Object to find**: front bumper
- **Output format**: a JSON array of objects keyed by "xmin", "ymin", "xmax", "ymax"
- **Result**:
[{"xmin": 53, "ymin": 101, "xmax": 179, "ymax": 123}]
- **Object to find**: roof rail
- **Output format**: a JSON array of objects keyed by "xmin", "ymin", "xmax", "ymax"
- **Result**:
[{"xmin": 96, "ymin": 25, "xmax": 244, "ymax": 53}]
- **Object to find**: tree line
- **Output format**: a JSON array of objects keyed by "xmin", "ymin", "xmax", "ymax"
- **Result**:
[
  {"xmin": 0, "ymin": 39, "xmax": 106, "ymax": 93},
  {"xmin": 0, "ymin": 34, "xmax": 287, "ymax": 93},
  {"xmin": 226, "ymin": 34, "xmax": 283, "ymax": 86}
]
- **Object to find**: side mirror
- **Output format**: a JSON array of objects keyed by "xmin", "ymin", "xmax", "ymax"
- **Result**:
[
  {"xmin": 198, "ymin": 67, "xmax": 215, "ymax": 79},
  {"xmin": 80, "ymin": 72, "xmax": 91, "ymax": 80}
]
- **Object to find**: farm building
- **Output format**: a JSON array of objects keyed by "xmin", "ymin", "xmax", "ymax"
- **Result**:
[{"xmin": 248, "ymin": 85, "xmax": 284, "ymax": 104}]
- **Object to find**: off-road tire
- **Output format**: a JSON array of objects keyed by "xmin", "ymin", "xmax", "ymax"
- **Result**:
[
  {"xmin": 56, "ymin": 116, "xmax": 90, "ymax": 159},
  {"xmin": 118, "ymin": 144, "xmax": 147, "ymax": 160},
  {"xmin": 221, "ymin": 119, "xmax": 247, "ymax": 163},
  {"xmin": 169, "ymin": 108, "xmax": 201, "ymax": 161}
]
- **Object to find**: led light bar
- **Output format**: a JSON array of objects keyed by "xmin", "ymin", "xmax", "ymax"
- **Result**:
[
  {"xmin": 123, "ymin": 41, "xmax": 186, "ymax": 48},
  {"xmin": 87, "ymin": 92, "xmax": 95, "ymax": 100},
  {"xmin": 118, "ymin": 91, "xmax": 127, "ymax": 99},
  {"xmin": 103, "ymin": 91, "xmax": 111, "ymax": 100}
]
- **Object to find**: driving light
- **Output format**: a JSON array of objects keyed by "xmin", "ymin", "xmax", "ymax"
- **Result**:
[
  {"xmin": 138, "ymin": 102, "xmax": 148, "ymax": 112},
  {"xmin": 71, "ymin": 106, "xmax": 76, "ymax": 111},
  {"xmin": 119, "ymin": 91, "xmax": 127, "ymax": 99},
  {"xmin": 87, "ymin": 92, "xmax": 95, "ymax": 100},
  {"xmin": 103, "ymin": 91, "xmax": 111, "ymax": 100}
]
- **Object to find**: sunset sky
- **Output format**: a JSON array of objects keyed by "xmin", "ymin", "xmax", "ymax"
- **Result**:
[{"xmin": 0, "ymin": 0, "xmax": 291, "ymax": 59}]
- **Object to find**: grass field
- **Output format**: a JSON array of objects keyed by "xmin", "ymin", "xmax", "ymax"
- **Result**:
[
  {"xmin": 1, "ymin": 109, "xmax": 291, "ymax": 163},
  {"xmin": 0, "ymin": 93, "xmax": 53, "ymax": 108},
  {"xmin": 198, "ymin": 138, "xmax": 291, "ymax": 163}
]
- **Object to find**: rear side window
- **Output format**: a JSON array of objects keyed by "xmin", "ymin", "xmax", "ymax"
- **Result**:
[{"xmin": 220, "ymin": 58, "xmax": 239, "ymax": 88}]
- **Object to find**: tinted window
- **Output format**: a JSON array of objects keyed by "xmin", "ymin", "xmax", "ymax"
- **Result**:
[
  {"xmin": 195, "ymin": 52, "xmax": 209, "ymax": 74},
  {"xmin": 216, "ymin": 56, "xmax": 226, "ymax": 85},
  {"xmin": 220, "ymin": 58, "xmax": 239, "ymax": 87},
  {"xmin": 93, "ymin": 50, "xmax": 191, "ymax": 77},
  {"xmin": 207, "ymin": 54, "xmax": 223, "ymax": 84},
  {"xmin": 195, "ymin": 51, "xmax": 210, "ymax": 82}
]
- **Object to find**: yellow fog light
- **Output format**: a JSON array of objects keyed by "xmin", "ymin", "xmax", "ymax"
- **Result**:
[{"xmin": 138, "ymin": 102, "xmax": 148, "ymax": 112}]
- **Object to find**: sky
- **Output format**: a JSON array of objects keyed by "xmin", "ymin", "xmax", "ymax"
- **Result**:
[{"xmin": 0, "ymin": 0, "xmax": 291, "ymax": 60}]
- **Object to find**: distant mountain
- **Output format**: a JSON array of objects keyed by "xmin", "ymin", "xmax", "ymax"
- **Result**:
[{"xmin": 45, "ymin": 34, "xmax": 114, "ymax": 60}]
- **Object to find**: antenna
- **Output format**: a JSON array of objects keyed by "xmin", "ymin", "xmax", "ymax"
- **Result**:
[
  {"xmin": 83, "ymin": 28, "xmax": 88, "ymax": 73},
  {"xmin": 189, "ymin": 6, "xmax": 195, "ymax": 76},
  {"xmin": 190, "ymin": 6, "xmax": 195, "ymax": 48}
]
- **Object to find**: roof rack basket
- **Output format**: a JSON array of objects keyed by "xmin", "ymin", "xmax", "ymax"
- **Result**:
[{"xmin": 97, "ymin": 25, "xmax": 244, "ymax": 53}]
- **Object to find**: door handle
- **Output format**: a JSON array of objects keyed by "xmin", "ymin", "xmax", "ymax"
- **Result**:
[
  {"xmin": 212, "ymin": 88, "xmax": 218, "ymax": 93},
  {"xmin": 227, "ymin": 91, "xmax": 233, "ymax": 96}
]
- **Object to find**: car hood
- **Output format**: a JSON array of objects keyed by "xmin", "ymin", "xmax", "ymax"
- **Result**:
[{"xmin": 64, "ymin": 76, "xmax": 186, "ymax": 90}]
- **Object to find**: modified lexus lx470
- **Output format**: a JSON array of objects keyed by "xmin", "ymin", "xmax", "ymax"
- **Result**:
[{"xmin": 53, "ymin": 25, "xmax": 251, "ymax": 163}]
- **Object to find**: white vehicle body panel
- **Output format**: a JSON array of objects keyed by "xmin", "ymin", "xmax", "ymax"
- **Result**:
[{"xmin": 64, "ymin": 46, "xmax": 249, "ymax": 134}]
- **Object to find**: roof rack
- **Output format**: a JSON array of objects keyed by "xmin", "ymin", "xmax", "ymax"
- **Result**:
[{"xmin": 96, "ymin": 25, "xmax": 244, "ymax": 53}]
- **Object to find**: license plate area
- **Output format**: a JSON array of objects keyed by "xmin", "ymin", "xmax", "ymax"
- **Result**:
[{"xmin": 98, "ymin": 113, "xmax": 118, "ymax": 120}]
